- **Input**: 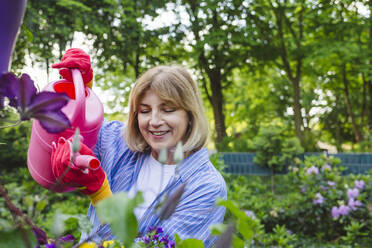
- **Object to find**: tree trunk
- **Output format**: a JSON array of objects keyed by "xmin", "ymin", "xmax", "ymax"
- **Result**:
[
  {"xmin": 342, "ymin": 64, "xmax": 362, "ymax": 142},
  {"xmin": 273, "ymin": 1, "xmax": 304, "ymax": 146},
  {"xmin": 271, "ymin": 168, "xmax": 275, "ymax": 195},
  {"xmin": 187, "ymin": 2, "xmax": 227, "ymax": 144},
  {"xmin": 292, "ymin": 78, "xmax": 303, "ymax": 145},
  {"xmin": 208, "ymin": 70, "xmax": 227, "ymax": 143},
  {"xmin": 361, "ymin": 74, "xmax": 368, "ymax": 129},
  {"xmin": 368, "ymin": 80, "xmax": 372, "ymax": 128},
  {"xmin": 335, "ymin": 122, "xmax": 343, "ymax": 152}
]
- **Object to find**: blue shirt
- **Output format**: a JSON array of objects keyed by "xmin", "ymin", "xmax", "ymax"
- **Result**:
[{"xmin": 81, "ymin": 120, "xmax": 227, "ymax": 247}]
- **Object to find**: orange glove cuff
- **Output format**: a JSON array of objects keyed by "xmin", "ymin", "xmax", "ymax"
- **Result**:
[{"xmin": 88, "ymin": 176, "xmax": 112, "ymax": 206}]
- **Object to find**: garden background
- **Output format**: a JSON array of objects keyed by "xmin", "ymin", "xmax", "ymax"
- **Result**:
[{"xmin": 0, "ymin": 0, "xmax": 371, "ymax": 247}]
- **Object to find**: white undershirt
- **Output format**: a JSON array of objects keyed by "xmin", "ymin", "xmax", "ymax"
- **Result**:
[{"xmin": 128, "ymin": 154, "xmax": 176, "ymax": 220}]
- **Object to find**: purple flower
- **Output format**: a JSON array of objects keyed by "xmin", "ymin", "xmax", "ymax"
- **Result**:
[
  {"xmin": 0, "ymin": 72, "xmax": 14, "ymax": 109},
  {"xmin": 327, "ymin": 181, "xmax": 335, "ymax": 187},
  {"xmin": 160, "ymin": 236, "xmax": 169, "ymax": 243},
  {"xmin": 156, "ymin": 227, "xmax": 164, "ymax": 234},
  {"xmin": 45, "ymin": 244, "xmax": 56, "ymax": 248},
  {"xmin": 331, "ymin": 206, "xmax": 340, "ymax": 218},
  {"xmin": 348, "ymin": 198, "xmax": 362, "ymax": 211},
  {"xmin": 0, "ymin": 72, "xmax": 71, "ymax": 133},
  {"xmin": 301, "ymin": 187, "xmax": 307, "ymax": 193},
  {"xmin": 313, "ymin": 193, "xmax": 324, "ymax": 205},
  {"xmin": 338, "ymin": 205, "xmax": 350, "ymax": 216},
  {"xmin": 59, "ymin": 234, "xmax": 75, "ymax": 242},
  {"xmin": 347, "ymin": 188, "xmax": 359, "ymax": 199},
  {"xmin": 166, "ymin": 240, "xmax": 175, "ymax": 248},
  {"xmin": 142, "ymin": 236, "xmax": 150, "ymax": 244},
  {"xmin": 322, "ymin": 164, "xmax": 331, "ymax": 171},
  {"xmin": 354, "ymin": 180, "xmax": 365, "ymax": 190},
  {"xmin": 244, "ymin": 210, "xmax": 256, "ymax": 220},
  {"xmin": 305, "ymin": 166, "xmax": 319, "ymax": 175},
  {"xmin": 31, "ymin": 227, "xmax": 47, "ymax": 245}
]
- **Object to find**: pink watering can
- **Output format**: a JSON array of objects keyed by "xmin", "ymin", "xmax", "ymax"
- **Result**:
[{"xmin": 27, "ymin": 69, "xmax": 104, "ymax": 192}]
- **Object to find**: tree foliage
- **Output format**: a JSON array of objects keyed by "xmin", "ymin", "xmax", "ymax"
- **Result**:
[{"xmin": 11, "ymin": 0, "xmax": 372, "ymax": 151}]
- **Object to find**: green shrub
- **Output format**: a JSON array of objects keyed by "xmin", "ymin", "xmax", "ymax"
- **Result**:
[
  {"xmin": 252, "ymin": 125, "xmax": 303, "ymax": 194},
  {"xmin": 0, "ymin": 108, "xmax": 31, "ymax": 170}
]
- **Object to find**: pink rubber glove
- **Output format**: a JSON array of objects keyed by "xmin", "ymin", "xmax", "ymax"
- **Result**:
[
  {"xmin": 51, "ymin": 137, "xmax": 105, "ymax": 194},
  {"xmin": 52, "ymin": 48, "xmax": 93, "ymax": 87}
]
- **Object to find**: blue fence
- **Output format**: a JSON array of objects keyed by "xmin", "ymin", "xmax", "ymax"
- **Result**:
[{"xmin": 221, "ymin": 153, "xmax": 372, "ymax": 175}]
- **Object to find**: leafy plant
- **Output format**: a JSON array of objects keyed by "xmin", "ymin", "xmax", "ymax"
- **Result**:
[{"xmin": 252, "ymin": 125, "xmax": 304, "ymax": 194}]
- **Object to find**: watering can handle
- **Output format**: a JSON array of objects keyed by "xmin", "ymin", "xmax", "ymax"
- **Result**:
[{"xmin": 70, "ymin": 69, "xmax": 86, "ymax": 126}]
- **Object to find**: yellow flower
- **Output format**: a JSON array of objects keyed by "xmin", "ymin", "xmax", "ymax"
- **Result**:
[
  {"xmin": 103, "ymin": 240, "xmax": 114, "ymax": 247},
  {"xmin": 79, "ymin": 242, "xmax": 98, "ymax": 248},
  {"xmin": 103, "ymin": 240, "xmax": 124, "ymax": 248}
]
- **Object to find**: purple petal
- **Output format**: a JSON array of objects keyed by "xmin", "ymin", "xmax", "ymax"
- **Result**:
[
  {"xmin": 142, "ymin": 236, "xmax": 150, "ymax": 244},
  {"xmin": 331, "ymin": 206, "xmax": 339, "ymax": 218},
  {"xmin": 0, "ymin": 95, "xmax": 4, "ymax": 109},
  {"xmin": 45, "ymin": 243, "xmax": 56, "ymax": 248},
  {"xmin": 0, "ymin": 72, "xmax": 18, "ymax": 106},
  {"xmin": 27, "ymin": 91, "xmax": 69, "ymax": 114},
  {"xmin": 59, "ymin": 234, "xmax": 75, "ymax": 242},
  {"xmin": 9, "ymin": 73, "xmax": 37, "ymax": 109},
  {"xmin": 32, "ymin": 227, "xmax": 48, "ymax": 245},
  {"xmin": 33, "ymin": 111, "xmax": 71, "ymax": 133}
]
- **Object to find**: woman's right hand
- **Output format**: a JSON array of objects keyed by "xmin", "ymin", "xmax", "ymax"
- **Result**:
[{"xmin": 51, "ymin": 136, "xmax": 105, "ymax": 195}]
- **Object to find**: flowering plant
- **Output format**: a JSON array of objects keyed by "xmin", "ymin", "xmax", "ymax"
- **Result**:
[
  {"xmin": 284, "ymin": 155, "xmax": 371, "ymax": 243},
  {"xmin": 138, "ymin": 226, "xmax": 175, "ymax": 248},
  {"xmin": 0, "ymin": 72, "xmax": 71, "ymax": 132}
]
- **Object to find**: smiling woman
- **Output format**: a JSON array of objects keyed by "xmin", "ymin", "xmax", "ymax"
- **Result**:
[
  {"xmin": 137, "ymin": 89, "xmax": 189, "ymax": 160},
  {"xmin": 126, "ymin": 66, "xmax": 209, "ymax": 160},
  {"xmin": 50, "ymin": 50, "xmax": 227, "ymax": 248}
]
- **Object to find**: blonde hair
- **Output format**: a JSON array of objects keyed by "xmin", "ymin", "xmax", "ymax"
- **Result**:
[{"xmin": 125, "ymin": 65, "xmax": 208, "ymax": 154}]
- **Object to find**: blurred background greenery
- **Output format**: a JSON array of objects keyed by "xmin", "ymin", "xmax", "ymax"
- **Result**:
[{"xmin": 3, "ymin": 0, "xmax": 371, "ymax": 159}]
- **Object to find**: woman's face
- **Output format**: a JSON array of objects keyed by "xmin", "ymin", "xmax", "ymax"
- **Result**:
[{"xmin": 137, "ymin": 89, "xmax": 189, "ymax": 159}]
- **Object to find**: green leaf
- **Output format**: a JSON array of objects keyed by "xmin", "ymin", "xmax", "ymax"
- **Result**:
[
  {"xmin": 96, "ymin": 192, "xmax": 143, "ymax": 247},
  {"xmin": 24, "ymin": 195, "xmax": 34, "ymax": 208},
  {"xmin": 238, "ymin": 219, "xmax": 254, "ymax": 241},
  {"xmin": 232, "ymin": 236, "xmax": 245, "ymax": 248},
  {"xmin": 22, "ymin": 24, "xmax": 33, "ymax": 42},
  {"xmin": 0, "ymin": 228, "xmax": 36, "ymax": 248},
  {"xmin": 36, "ymin": 199, "xmax": 47, "ymax": 211},
  {"xmin": 216, "ymin": 198, "xmax": 246, "ymax": 219},
  {"xmin": 75, "ymin": 214, "xmax": 93, "ymax": 234},
  {"xmin": 209, "ymin": 223, "xmax": 227, "ymax": 235},
  {"xmin": 176, "ymin": 237, "xmax": 205, "ymax": 248}
]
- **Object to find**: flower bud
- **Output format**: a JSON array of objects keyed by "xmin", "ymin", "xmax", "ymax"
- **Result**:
[
  {"xmin": 158, "ymin": 148, "xmax": 167, "ymax": 164},
  {"xmin": 173, "ymin": 141, "xmax": 184, "ymax": 164},
  {"xmin": 72, "ymin": 128, "xmax": 80, "ymax": 153}
]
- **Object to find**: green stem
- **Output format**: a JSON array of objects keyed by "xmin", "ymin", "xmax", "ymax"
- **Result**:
[
  {"xmin": 0, "ymin": 179, "xmax": 37, "ymax": 248},
  {"xmin": 0, "ymin": 119, "xmax": 22, "ymax": 129}
]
